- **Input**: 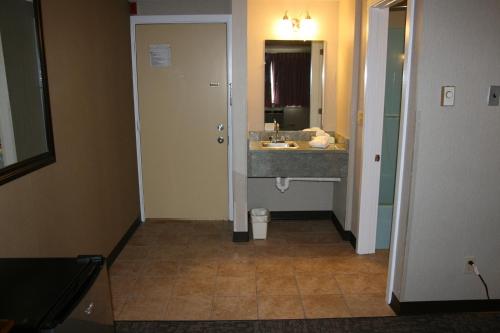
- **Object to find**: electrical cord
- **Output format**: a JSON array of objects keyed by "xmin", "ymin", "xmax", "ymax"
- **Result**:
[{"xmin": 468, "ymin": 261, "xmax": 490, "ymax": 300}]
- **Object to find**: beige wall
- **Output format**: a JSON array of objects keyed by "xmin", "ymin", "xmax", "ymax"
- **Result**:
[
  {"xmin": 335, "ymin": 0, "xmax": 357, "ymax": 138},
  {"xmin": 247, "ymin": 0, "xmax": 339, "ymax": 131},
  {"xmin": 0, "ymin": 0, "xmax": 139, "ymax": 257}
]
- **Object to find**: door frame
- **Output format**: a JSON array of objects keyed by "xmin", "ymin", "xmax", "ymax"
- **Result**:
[
  {"xmin": 130, "ymin": 15, "xmax": 233, "ymax": 222},
  {"xmin": 356, "ymin": 0, "xmax": 416, "ymax": 302}
]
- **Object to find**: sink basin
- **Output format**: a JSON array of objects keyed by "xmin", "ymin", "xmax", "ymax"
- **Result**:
[{"xmin": 261, "ymin": 141, "xmax": 298, "ymax": 149}]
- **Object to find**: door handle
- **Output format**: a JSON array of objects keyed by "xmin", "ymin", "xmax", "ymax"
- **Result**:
[
  {"xmin": 217, "ymin": 136, "xmax": 224, "ymax": 144},
  {"xmin": 375, "ymin": 154, "xmax": 381, "ymax": 162}
]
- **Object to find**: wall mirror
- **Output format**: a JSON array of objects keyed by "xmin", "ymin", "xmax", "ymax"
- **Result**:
[
  {"xmin": 0, "ymin": 0, "xmax": 55, "ymax": 185},
  {"xmin": 264, "ymin": 40, "xmax": 324, "ymax": 130}
]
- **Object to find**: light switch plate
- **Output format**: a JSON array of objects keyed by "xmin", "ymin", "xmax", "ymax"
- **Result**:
[
  {"xmin": 357, "ymin": 111, "xmax": 364, "ymax": 126},
  {"xmin": 488, "ymin": 85, "xmax": 499, "ymax": 106},
  {"xmin": 441, "ymin": 86, "xmax": 455, "ymax": 106}
]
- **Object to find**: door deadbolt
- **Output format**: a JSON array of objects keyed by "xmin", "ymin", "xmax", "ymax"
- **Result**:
[
  {"xmin": 217, "ymin": 124, "xmax": 224, "ymax": 131},
  {"xmin": 217, "ymin": 136, "xmax": 224, "ymax": 144},
  {"xmin": 375, "ymin": 154, "xmax": 381, "ymax": 162}
]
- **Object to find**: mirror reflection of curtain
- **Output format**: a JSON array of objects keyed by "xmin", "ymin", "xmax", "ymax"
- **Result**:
[{"xmin": 265, "ymin": 53, "xmax": 310, "ymax": 107}]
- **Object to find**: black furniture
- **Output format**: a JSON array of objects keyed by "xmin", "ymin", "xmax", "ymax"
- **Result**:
[{"xmin": 0, "ymin": 256, "xmax": 114, "ymax": 333}]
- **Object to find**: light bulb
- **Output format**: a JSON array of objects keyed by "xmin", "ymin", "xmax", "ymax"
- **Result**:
[
  {"xmin": 300, "ymin": 14, "xmax": 316, "ymax": 39},
  {"xmin": 278, "ymin": 11, "xmax": 293, "ymax": 38}
]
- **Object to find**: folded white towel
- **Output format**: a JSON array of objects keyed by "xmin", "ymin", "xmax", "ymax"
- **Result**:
[
  {"xmin": 303, "ymin": 127, "xmax": 330, "ymax": 138},
  {"xmin": 302, "ymin": 127, "xmax": 322, "ymax": 132},
  {"xmin": 309, "ymin": 135, "xmax": 330, "ymax": 148},
  {"xmin": 315, "ymin": 129, "xmax": 329, "ymax": 137},
  {"xmin": 264, "ymin": 123, "xmax": 275, "ymax": 131}
]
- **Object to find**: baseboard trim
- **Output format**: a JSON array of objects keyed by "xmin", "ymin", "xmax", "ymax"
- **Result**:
[
  {"xmin": 330, "ymin": 212, "xmax": 356, "ymax": 249},
  {"xmin": 233, "ymin": 231, "xmax": 249, "ymax": 242},
  {"xmin": 107, "ymin": 216, "xmax": 141, "ymax": 267},
  {"xmin": 390, "ymin": 292, "xmax": 500, "ymax": 315},
  {"xmin": 270, "ymin": 210, "xmax": 332, "ymax": 220}
]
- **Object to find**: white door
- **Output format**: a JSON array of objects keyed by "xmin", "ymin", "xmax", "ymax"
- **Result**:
[
  {"xmin": 357, "ymin": 7, "xmax": 390, "ymax": 254},
  {"xmin": 136, "ymin": 23, "xmax": 228, "ymax": 220}
]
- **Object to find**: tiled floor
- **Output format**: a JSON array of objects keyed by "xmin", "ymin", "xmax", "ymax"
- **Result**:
[{"xmin": 110, "ymin": 219, "xmax": 394, "ymax": 320}]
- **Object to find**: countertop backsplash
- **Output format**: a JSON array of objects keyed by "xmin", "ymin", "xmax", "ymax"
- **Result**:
[{"xmin": 248, "ymin": 131, "xmax": 349, "ymax": 149}]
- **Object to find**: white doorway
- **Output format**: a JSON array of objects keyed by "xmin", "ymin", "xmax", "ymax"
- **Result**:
[
  {"xmin": 130, "ymin": 16, "xmax": 233, "ymax": 221},
  {"xmin": 376, "ymin": 5, "xmax": 406, "ymax": 251},
  {"xmin": 354, "ymin": 0, "xmax": 416, "ymax": 303}
]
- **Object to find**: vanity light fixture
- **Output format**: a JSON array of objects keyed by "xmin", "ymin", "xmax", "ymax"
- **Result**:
[{"xmin": 280, "ymin": 11, "xmax": 316, "ymax": 38}]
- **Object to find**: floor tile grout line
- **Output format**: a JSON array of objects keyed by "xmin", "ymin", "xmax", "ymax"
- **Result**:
[
  {"xmin": 114, "ymin": 294, "xmax": 132, "ymax": 320},
  {"xmin": 339, "ymin": 290, "xmax": 354, "ymax": 318},
  {"xmin": 255, "ymin": 268, "xmax": 261, "ymax": 320},
  {"xmin": 294, "ymin": 272, "xmax": 307, "ymax": 319},
  {"xmin": 161, "ymin": 261, "xmax": 179, "ymax": 320},
  {"xmin": 254, "ymin": 271, "xmax": 260, "ymax": 320},
  {"xmin": 210, "ymin": 258, "xmax": 223, "ymax": 320}
]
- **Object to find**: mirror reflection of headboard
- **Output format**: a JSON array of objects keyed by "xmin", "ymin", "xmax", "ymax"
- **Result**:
[
  {"xmin": 0, "ymin": 0, "xmax": 55, "ymax": 185},
  {"xmin": 264, "ymin": 40, "xmax": 324, "ymax": 130}
]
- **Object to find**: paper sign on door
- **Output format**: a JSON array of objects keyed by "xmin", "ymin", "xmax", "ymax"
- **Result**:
[{"xmin": 149, "ymin": 44, "xmax": 171, "ymax": 68}]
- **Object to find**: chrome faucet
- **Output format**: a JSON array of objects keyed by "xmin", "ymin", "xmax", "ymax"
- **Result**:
[{"xmin": 271, "ymin": 120, "xmax": 284, "ymax": 143}]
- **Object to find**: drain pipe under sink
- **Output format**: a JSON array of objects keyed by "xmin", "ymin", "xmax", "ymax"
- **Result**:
[{"xmin": 275, "ymin": 177, "xmax": 341, "ymax": 193}]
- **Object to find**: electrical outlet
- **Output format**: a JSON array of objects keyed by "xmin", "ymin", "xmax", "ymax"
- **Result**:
[{"xmin": 464, "ymin": 256, "xmax": 475, "ymax": 274}]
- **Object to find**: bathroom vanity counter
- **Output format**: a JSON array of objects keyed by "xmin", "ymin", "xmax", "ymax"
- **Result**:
[
  {"xmin": 248, "ymin": 140, "xmax": 348, "ymax": 178},
  {"xmin": 248, "ymin": 140, "xmax": 348, "ymax": 152}
]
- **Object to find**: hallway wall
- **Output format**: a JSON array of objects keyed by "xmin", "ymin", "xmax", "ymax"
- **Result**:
[
  {"xmin": 397, "ymin": 0, "xmax": 500, "ymax": 301},
  {"xmin": 0, "ymin": 0, "xmax": 139, "ymax": 257}
]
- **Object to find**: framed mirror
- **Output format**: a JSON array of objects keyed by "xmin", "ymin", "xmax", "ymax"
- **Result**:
[
  {"xmin": 264, "ymin": 40, "xmax": 324, "ymax": 130},
  {"xmin": 0, "ymin": 0, "xmax": 55, "ymax": 185}
]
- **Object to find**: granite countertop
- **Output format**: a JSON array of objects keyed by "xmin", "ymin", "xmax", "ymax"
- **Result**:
[
  {"xmin": 247, "ymin": 131, "xmax": 349, "ymax": 177},
  {"xmin": 248, "ymin": 140, "xmax": 348, "ymax": 153}
]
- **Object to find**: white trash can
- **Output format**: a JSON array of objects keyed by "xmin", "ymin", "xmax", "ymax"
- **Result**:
[{"xmin": 250, "ymin": 208, "xmax": 270, "ymax": 240}]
